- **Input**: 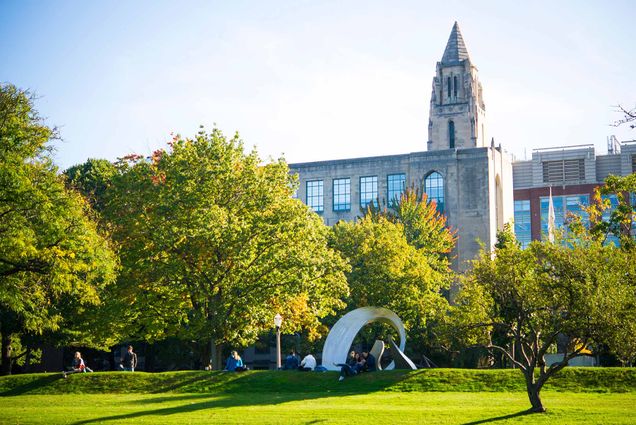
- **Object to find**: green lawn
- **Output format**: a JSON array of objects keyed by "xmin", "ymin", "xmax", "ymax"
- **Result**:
[
  {"xmin": 2, "ymin": 392, "xmax": 635, "ymax": 424},
  {"xmin": 1, "ymin": 369, "xmax": 635, "ymax": 424}
]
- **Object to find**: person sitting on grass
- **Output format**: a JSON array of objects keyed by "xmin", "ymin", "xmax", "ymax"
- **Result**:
[
  {"xmin": 298, "ymin": 353, "xmax": 316, "ymax": 371},
  {"xmin": 362, "ymin": 350, "xmax": 377, "ymax": 372},
  {"xmin": 63, "ymin": 352, "xmax": 86, "ymax": 378},
  {"xmin": 337, "ymin": 352, "xmax": 366, "ymax": 381},
  {"xmin": 283, "ymin": 350, "xmax": 299, "ymax": 370},
  {"xmin": 225, "ymin": 350, "xmax": 248, "ymax": 372}
]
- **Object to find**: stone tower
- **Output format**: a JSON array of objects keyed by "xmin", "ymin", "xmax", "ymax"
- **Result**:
[{"xmin": 428, "ymin": 22, "xmax": 487, "ymax": 151}]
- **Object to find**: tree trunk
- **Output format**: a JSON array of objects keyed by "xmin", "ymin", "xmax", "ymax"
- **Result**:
[
  {"xmin": 199, "ymin": 339, "xmax": 212, "ymax": 370},
  {"xmin": 212, "ymin": 342, "xmax": 224, "ymax": 370},
  {"xmin": 525, "ymin": 373, "xmax": 546, "ymax": 413},
  {"xmin": 24, "ymin": 346, "xmax": 32, "ymax": 373},
  {"xmin": 1, "ymin": 332, "xmax": 12, "ymax": 376}
]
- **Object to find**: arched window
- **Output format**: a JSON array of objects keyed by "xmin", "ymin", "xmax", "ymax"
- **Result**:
[
  {"xmin": 453, "ymin": 76, "xmax": 458, "ymax": 98},
  {"xmin": 448, "ymin": 120, "xmax": 455, "ymax": 149},
  {"xmin": 447, "ymin": 77, "xmax": 451, "ymax": 99},
  {"xmin": 425, "ymin": 171, "xmax": 444, "ymax": 212}
]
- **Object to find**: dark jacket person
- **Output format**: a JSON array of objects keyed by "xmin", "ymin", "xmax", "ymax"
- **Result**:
[{"xmin": 121, "ymin": 345, "xmax": 138, "ymax": 372}]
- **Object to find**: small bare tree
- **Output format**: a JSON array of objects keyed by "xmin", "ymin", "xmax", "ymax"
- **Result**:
[{"xmin": 611, "ymin": 104, "xmax": 636, "ymax": 129}]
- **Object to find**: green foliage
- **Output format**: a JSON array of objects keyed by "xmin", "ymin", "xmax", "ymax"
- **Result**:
[
  {"xmin": 0, "ymin": 84, "xmax": 118, "ymax": 374},
  {"xmin": 329, "ymin": 214, "xmax": 451, "ymax": 349},
  {"xmin": 450, "ymin": 225, "xmax": 636, "ymax": 411},
  {"xmin": 581, "ymin": 174, "xmax": 636, "ymax": 250},
  {"xmin": 368, "ymin": 188, "xmax": 456, "ymax": 273},
  {"xmin": 64, "ymin": 158, "xmax": 117, "ymax": 212},
  {"xmin": 335, "ymin": 188, "xmax": 455, "ymax": 355},
  {"xmin": 100, "ymin": 128, "xmax": 348, "ymax": 361}
]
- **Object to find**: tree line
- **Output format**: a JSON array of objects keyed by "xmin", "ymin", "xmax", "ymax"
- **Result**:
[{"xmin": 1, "ymin": 84, "xmax": 635, "ymax": 413}]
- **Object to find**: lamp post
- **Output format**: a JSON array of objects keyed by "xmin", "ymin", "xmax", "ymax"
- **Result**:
[{"xmin": 274, "ymin": 313, "xmax": 283, "ymax": 369}]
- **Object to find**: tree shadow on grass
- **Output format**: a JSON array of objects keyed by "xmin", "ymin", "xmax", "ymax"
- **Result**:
[
  {"xmin": 0, "ymin": 374, "xmax": 63, "ymax": 396},
  {"xmin": 150, "ymin": 372, "xmax": 215, "ymax": 393},
  {"xmin": 71, "ymin": 391, "xmax": 350, "ymax": 425},
  {"xmin": 461, "ymin": 409, "xmax": 533, "ymax": 425}
]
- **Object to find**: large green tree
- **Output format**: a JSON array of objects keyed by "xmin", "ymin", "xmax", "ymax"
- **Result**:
[
  {"xmin": 0, "ymin": 84, "xmax": 118, "ymax": 374},
  {"xmin": 100, "ymin": 128, "xmax": 348, "ymax": 367},
  {"xmin": 450, "ymin": 227, "xmax": 636, "ymax": 412},
  {"xmin": 329, "ymin": 214, "xmax": 451, "ymax": 358}
]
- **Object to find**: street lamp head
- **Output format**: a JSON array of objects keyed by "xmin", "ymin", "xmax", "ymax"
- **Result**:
[{"xmin": 274, "ymin": 313, "xmax": 283, "ymax": 328}]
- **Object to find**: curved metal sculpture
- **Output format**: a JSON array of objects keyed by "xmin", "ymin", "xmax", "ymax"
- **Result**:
[{"xmin": 321, "ymin": 306, "xmax": 416, "ymax": 371}]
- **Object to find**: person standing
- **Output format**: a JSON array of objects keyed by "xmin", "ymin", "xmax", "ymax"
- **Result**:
[{"xmin": 120, "ymin": 345, "xmax": 138, "ymax": 372}]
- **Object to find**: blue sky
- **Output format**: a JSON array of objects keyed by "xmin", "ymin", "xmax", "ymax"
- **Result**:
[{"xmin": 1, "ymin": 0, "xmax": 635, "ymax": 169}]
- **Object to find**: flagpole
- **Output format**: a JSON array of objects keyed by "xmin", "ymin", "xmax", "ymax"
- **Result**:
[{"xmin": 548, "ymin": 187, "xmax": 555, "ymax": 243}]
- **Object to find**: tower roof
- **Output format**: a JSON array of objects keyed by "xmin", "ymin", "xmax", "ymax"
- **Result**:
[{"xmin": 441, "ymin": 22, "xmax": 470, "ymax": 65}]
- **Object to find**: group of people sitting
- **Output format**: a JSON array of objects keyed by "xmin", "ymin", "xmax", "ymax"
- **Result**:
[
  {"xmin": 226, "ymin": 349, "xmax": 376, "ymax": 379},
  {"xmin": 283, "ymin": 351, "xmax": 316, "ymax": 371},
  {"xmin": 335, "ymin": 350, "xmax": 376, "ymax": 381}
]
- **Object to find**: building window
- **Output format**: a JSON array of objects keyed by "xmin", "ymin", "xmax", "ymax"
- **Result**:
[
  {"xmin": 360, "ymin": 176, "xmax": 378, "ymax": 209},
  {"xmin": 449, "ymin": 121, "xmax": 455, "ymax": 149},
  {"xmin": 387, "ymin": 173, "xmax": 406, "ymax": 207},
  {"xmin": 540, "ymin": 194, "xmax": 589, "ymax": 239},
  {"xmin": 601, "ymin": 194, "xmax": 620, "ymax": 246},
  {"xmin": 632, "ymin": 154, "xmax": 636, "ymax": 173},
  {"xmin": 453, "ymin": 75, "xmax": 458, "ymax": 98},
  {"xmin": 447, "ymin": 77, "xmax": 451, "ymax": 99},
  {"xmin": 514, "ymin": 200, "xmax": 531, "ymax": 249},
  {"xmin": 333, "ymin": 178, "xmax": 351, "ymax": 211},
  {"xmin": 542, "ymin": 159, "xmax": 585, "ymax": 183},
  {"xmin": 425, "ymin": 171, "xmax": 444, "ymax": 212},
  {"xmin": 306, "ymin": 180, "xmax": 323, "ymax": 213}
]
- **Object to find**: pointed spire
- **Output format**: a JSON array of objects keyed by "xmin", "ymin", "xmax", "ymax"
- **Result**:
[{"xmin": 441, "ymin": 21, "xmax": 470, "ymax": 65}]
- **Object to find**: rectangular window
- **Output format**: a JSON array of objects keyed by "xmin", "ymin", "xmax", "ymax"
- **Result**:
[
  {"xmin": 306, "ymin": 180, "xmax": 323, "ymax": 213},
  {"xmin": 360, "ymin": 176, "xmax": 378, "ymax": 209},
  {"xmin": 601, "ymin": 194, "xmax": 620, "ymax": 246},
  {"xmin": 513, "ymin": 200, "xmax": 531, "ymax": 249},
  {"xmin": 540, "ymin": 194, "xmax": 589, "ymax": 239},
  {"xmin": 632, "ymin": 154, "xmax": 636, "ymax": 173},
  {"xmin": 542, "ymin": 159, "xmax": 585, "ymax": 183},
  {"xmin": 453, "ymin": 75, "xmax": 458, "ymax": 98},
  {"xmin": 387, "ymin": 174, "xmax": 406, "ymax": 207},
  {"xmin": 447, "ymin": 77, "xmax": 451, "ymax": 99},
  {"xmin": 333, "ymin": 178, "xmax": 351, "ymax": 211}
]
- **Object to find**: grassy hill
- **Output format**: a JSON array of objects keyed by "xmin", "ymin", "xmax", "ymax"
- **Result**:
[
  {"xmin": 2, "ymin": 369, "xmax": 636, "ymax": 424},
  {"xmin": 1, "ymin": 367, "xmax": 635, "ymax": 396}
]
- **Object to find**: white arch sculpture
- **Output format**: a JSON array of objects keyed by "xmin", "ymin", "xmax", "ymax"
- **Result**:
[{"xmin": 321, "ymin": 306, "xmax": 416, "ymax": 371}]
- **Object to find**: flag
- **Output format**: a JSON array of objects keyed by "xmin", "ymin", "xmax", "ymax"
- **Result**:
[{"xmin": 547, "ymin": 187, "xmax": 556, "ymax": 243}]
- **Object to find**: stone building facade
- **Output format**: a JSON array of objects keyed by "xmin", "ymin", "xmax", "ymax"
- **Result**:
[{"xmin": 290, "ymin": 23, "xmax": 514, "ymax": 272}]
